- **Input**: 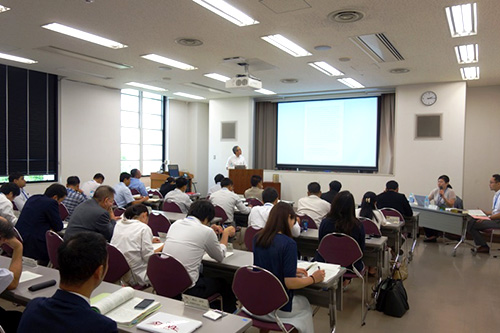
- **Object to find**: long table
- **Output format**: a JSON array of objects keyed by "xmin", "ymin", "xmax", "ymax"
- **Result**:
[
  {"xmin": 0, "ymin": 257, "xmax": 251, "ymax": 333},
  {"xmin": 202, "ymin": 249, "xmax": 346, "ymax": 331}
]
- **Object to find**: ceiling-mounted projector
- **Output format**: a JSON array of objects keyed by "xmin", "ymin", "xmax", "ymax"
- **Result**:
[{"xmin": 225, "ymin": 74, "xmax": 262, "ymax": 89}]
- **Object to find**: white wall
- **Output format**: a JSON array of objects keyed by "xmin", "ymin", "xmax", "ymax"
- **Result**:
[{"xmin": 167, "ymin": 100, "xmax": 190, "ymax": 169}]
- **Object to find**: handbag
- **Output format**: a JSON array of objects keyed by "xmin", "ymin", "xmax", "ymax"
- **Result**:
[
  {"xmin": 392, "ymin": 260, "xmax": 408, "ymax": 280},
  {"xmin": 375, "ymin": 278, "xmax": 409, "ymax": 317}
]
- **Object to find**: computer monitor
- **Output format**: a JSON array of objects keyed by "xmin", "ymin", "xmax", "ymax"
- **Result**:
[
  {"xmin": 235, "ymin": 165, "xmax": 246, "ymax": 169},
  {"xmin": 168, "ymin": 164, "xmax": 180, "ymax": 178}
]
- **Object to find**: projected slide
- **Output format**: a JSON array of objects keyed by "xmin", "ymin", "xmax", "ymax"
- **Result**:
[{"xmin": 277, "ymin": 97, "xmax": 379, "ymax": 170}]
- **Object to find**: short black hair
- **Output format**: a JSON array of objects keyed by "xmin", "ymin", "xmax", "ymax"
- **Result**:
[
  {"xmin": 66, "ymin": 176, "xmax": 80, "ymax": 186},
  {"xmin": 44, "ymin": 184, "xmax": 67, "ymax": 199},
  {"xmin": 120, "ymin": 172, "xmax": 131, "ymax": 182},
  {"xmin": 221, "ymin": 178, "xmax": 233, "ymax": 188},
  {"xmin": 250, "ymin": 175, "xmax": 262, "ymax": 187},
  {"xmin": 0, "ymin": 217, "xmax": 16, "ymax": 239},
  {"xmin": 0, "ymin": 182, "xmax": 20, "ymax": 197},
  {"xmin": 93, "ymin": 173, "xmax": 105, "ymax": 181},
  {"xmin": 493, "ymin": 174, "xmax": 500, "ymax": 183},
  {"xmin": 262, "ymin": 187, "xmax": 279, "ymax": 204},
  {"xmin": 188, "ymin": 200, "xmax": 215, "ymax": 222},
  {"xmin": 58, "ymin": 232, "xmax": 108, "ymax": 286},
  {"xmin": 214, "ymin": 174, "xmax": 224, "ymax": 184},
  {"xmin": 329, "ymin": 180, "xmax": 342, "ymax": 192},
  {"xmin": 232, "ymin": 146, "xmax": 239, "ymax": 154},
  {"xmin": 307, "ymin": 182, "xmax": 321, "ymax": 194},
  {"xmin": 124, "ymin": 204, "xmax": 149, "ymax": 219},
  {"xmin": 438, "ymin": 175, "xmax": 450, "ymax": 183},
  {"xmin": 386, "ymin": 180, "xmax": 399, "ymax": 190},
  {"xmin": 166, "ymin": 177, "xmax": 175, "ymax": 183},
  {"xmin": 8, "ymin": 172, "xmax": 24, "ymax": 183},
  {"xmin": 93, "ymin": 185, "xmax": 115, "ymax": 202},
  {"xmin": 176, "ymin": 177, "xmax": 188, "ymax": 189},
  {"xmin": 130, "ymin": 169, "xmax": 139, "ymax": 177}
]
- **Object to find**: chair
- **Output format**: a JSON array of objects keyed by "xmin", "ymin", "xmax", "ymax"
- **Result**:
[
  {"xmin": 148, "ymin": 213, "xmax": 171, "ymax": 236},
  {"xmin": 360, "ymin": 218, "xmax": 382, "ymax": 236},
  {"xmin": 147, "ymin": 253, "xmax": 222, "ymax": 309},
  {"xmin": 380, "ymin": 208, "xmax": 404, "ymax": 223},
  {"xmin": 1, "ymin": 228, "xmax": 23, "ymax": 258},
  {"xmin": 104, "ymin": 244, "xmax": 131, "ymax": 285},
  {"xmin": 59, "ymin": 203, "xmax": 69, "ymax": 221},
  {"xmin": 214, "ymin": 205, "xmax": 229, "ymax": 224},
  {"xmin": 297, "ymin": 213, "xmax": 317, "ymax": 229},
  {"xmin": 246, "ymin": 198, "xmax": 263, "ymax": 207},
  {"xmin": 130, "ymin": 188, "xmax": 140, "ymax": 195},
  {"xmin": 244, "ymin": 226, "xmax": 260, "ymax": 252},
  {"xmin": 113, "ymin": 207, "xmax": 125, "ymax": 217},
  {"xmin": 45, "ymin": 230, "xmax": 63, "ymax": 269},
  {"xmin": 162, "ymin": 201, "xmax": 183, "ymax": 213},
  {"xmin": 318, "ymin": 233, "xmax": 368, "ymax": 326},
  {"xmin": 480, "ymin": 228, "xmax": 500, "ymax": 250},
  {"xmin": 232, "ymin": 265, "xmax": 295, "ymax": 333},
  {"xmin": 148, "ymin": 189, "xmax": 163, "ymax": 199}
]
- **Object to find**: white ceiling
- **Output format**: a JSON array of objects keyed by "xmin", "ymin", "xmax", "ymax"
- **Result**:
[{"xmin": 0, "ymin": 0, "xmax": 497, "ymax": 101}]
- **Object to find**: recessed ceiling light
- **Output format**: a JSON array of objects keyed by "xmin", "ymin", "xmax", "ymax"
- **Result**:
[
  {"xmin": 204, "ymin": 73, "xmax": 231, "ymax": 82},
  {"xmin": 38, "ymin": 46, "xmax": 132, "ymax": 69},
  {"xmin": 141, "ymin": 54, "xmax": 197, "ymax": 70},
  {"xmin": 337, "ymin": 78, "xmax": 364, "ymax": 88},
  {"xmin": 41, "ymin": 23, "xmax": 127, "ymax": 49},
  {"xmin": 261, "ymin": 34, "xmax": 312, "ymax": 57},
  {"xmin": 0, "ymin": 52, "xmax": 38, "ymax": 64},
  {"xmin": 173, "ymin": 92, "xmax": 206, "ymax": 100},
  {"xmin": 255, "ymin": 88, "xmax": 276, "ymax": 95},
  {"xmin": 460, "ymin": 66, "xmax": 479, "ymax": 80},
  {"xmin": 308, "ymin": 61, "xmax": 344, "ymax": 77},
  {"xmin": 0, "ymin": 5, "xmax": 10, "ymax": 13},
  {"xmin": 445, "ymin": 3, "xmax": 477, "ymax": 37},
  {"xmin": 455, "ymin": 44, "xmax": 478, "ymax": 64},
  {"xmin": 58, "ymin": 68, "xmax": 112, "ymax": 79},
  {"xmin": 389, "ymin": 68, "xmax": 410, "ymax": 74},
  {"xmin": 126, "ymin": 82, "xmax": 167, "ymax": 92},
  {"xmin": 280, "ymin": 78, "xmax": 298, "ymax": 84},
  {"xmin": 314, "ymin": 45, "xmax": 332, "ymax": 51},
  {"xmin": 192, "ymin": 0, "xmax": 259, "ymax": 27},
  {"xmin": 175, "ymin": 38, "xmax": 204, "ymax": 47}
]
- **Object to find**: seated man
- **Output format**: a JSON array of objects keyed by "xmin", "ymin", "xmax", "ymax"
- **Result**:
[
  {"xmin": 80, "ymin": 173, "xmax": 105, "ymax": 198},
  {"xmin": 244, "ymin": 175, "xmax": 264, "ymax": 201},
  {"xmin": 248, "ymin": 188, "xmax": 300, "ymax": 237},
  {"xmin": 159, "ymin": 176, "xmax": 176, "ymax": 197},
  {"xmin": 18, "ymin": 232, "xmax": 118, "ymax": 333},
  {"xmin": 164, "ymin": 178, "xmax": 192, "ymax": 213},
  {"xmin": 8, "ymin": 172, "xmax": 30, "ymax": 212},
  {"xmin": 297, "ymin": 182, "xmax": 331, "ymax": 228},
  {"xmin": 16, "ymin": 184, "xmax": 67, "ymax": 265},
  {"xmin": 467, "ymin": 174, "xmax": 500, "ymax": 254},
  {"xmin": 207, "ymin": 174, "xmax": 224, "ymax": 197},
  {"xmin": 128, "ymin": 168, "xmax": 148, "ymax": 197},
  {"xmin": 64, "ymin": 185, "xmax": 117, "ymax": 242},
  {"xmin": 0, "ymin": 217, "xmax": 23, "ymax": 332},
  {"xmin": 162, "ymin": 200, "xmax": 236, "ymax": 312},
  {"xmin": 0, "ymin": 182, "xmax": 20, "ymax": 225},
  {"xmin": 62, "ymin": 176, "xmax": 87, "ymax": 219},
  {"xmin": 377, "ymin": 180, "xmax": 413, "ymax": 218},
  {"xmin": 320, "ymin": 180, "xmax": 342, "ymax": 204},
  {"xmin": 114, "ymin": 172, "xmax": 148, "ymax": 208},
  {"xmin": 209, "ymin": 178, "xmax": 250, "ymax": 224}
]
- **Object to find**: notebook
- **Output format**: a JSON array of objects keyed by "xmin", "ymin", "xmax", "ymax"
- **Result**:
[
  {"xmin": 297, "ymin": 261, "xmax": 341, "ymax": 284},
  {"xmin": 136, "ymin": 312, "xmax": 202, "ymax": 333}
]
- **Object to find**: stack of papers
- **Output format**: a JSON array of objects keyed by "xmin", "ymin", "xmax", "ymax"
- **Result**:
[{"xmin": 137, "ymin": 312, "xmax": 202, "ymax": 333}]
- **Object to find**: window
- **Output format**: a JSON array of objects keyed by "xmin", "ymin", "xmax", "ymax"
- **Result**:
[{"xmin": 120, "ymin": 89, "xmax": 165, "ymax": 176}]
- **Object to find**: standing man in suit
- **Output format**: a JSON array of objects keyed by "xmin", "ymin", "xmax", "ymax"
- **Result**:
[
  {"xmin": 18, "ymin": 232, "xmax": 118, "ymax": 333},
  {"xmin": 377, "ymin": 180, "xmax": 413, "ymax": 218}
]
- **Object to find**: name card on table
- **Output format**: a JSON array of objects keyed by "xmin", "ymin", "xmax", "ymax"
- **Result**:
[{"xmin": 182, "ymin": 294, "xmax": 210, "ymax": 311}]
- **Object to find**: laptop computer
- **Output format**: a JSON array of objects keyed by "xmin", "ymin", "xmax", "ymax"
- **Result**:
[
  {"xmin": 234, "ymin": 165, "xmax": 246, "ymax": 169},
  {"xmin": 167, "ymin": 164, "xmax": 180, "ymax": 178},
  {"xmin": 414, "ymin": 194, "xmax": 426, "ymax": 206}
]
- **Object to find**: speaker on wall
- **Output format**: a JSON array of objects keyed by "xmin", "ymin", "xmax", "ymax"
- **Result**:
[
  {"xmin": 416, "ymin": 114, "xmax": 441, "ymax": 139},
  {"xmin": 221, "ymin": 121, "xmax": 236, "ymax": 140}
]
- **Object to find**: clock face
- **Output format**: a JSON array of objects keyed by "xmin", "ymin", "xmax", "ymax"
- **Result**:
[{"xmin": 421, "ymin": 91, "xmax": 437, "ymax": 106}]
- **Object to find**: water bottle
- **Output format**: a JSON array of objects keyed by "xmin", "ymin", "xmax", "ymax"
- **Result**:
[
  {"xmin": 424, "ymin": 196, "xmax": 430, "ymax": 208},
  {"xmin": 303, "ymin": 221, "xmax": 308, "ymax": 231},
  {"xmin": 409, "ymin": 193, "xmax": 415, "ymax": 205}
]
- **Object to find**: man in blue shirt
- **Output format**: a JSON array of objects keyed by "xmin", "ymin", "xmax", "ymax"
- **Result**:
[
  {"xmin": 62, "ymin": 176, "xmax": 87, "ymax": 220},
  {"xmin": 129, "ymin": 168, "xmax": 148, "ymax": 196},
  {"xmin": 114, "ymin": 172, "xmax": 148, "ymax": 208}
]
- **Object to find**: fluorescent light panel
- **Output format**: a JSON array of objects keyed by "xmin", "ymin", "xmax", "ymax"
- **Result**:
[
  {"xmin": 42, "ymin": 23, "xmax": 127, "ymax": 49},
  {"xmin": 445, "ymin": 3, "xmax": 477, "ymax": 37},
  {"xmin": 460, "ymin": 66, "xmax": 479, "ymax": 80},
  {"xmin": 173, "ymin": 92, "xmax": 205, "ymax": 100},
  {"xmin": 126, "ymin": 82, "xmax": 167, "ymax": 92},
  {"xmin": 0, "ymin": 5, "xmax": 10, "ymax": 13},
  {"xmin": 38, "ymin": 46, "xmax": 132, "ymax": 69},
  {"xmin": 261, "ymin": 34, "xmax": 312, "ymax": 57},
  {"xmin": 308, "ymin": 61, "xmax": 344, "ymax": 76},
  {"xmin": 192, "ymin": 0, "xmax": 259, "ymax": 26},
  {"xmin": 141, "ymin": 54, "xmax": 197, "ymax": 71},
  {"xmin": 337, "ymin": 78, "xmax": 364, "ymax": 88},
  {"xmin": 455, "ymin": 44, "xmax": 478, "ymax": 64},
  {"xmin": 0, "ymin": 52, "xmax": 37, "ymax": 64},
  {"xmin": 255, "ymin": 88, "xmax": 276, "ymax": 95},
  {"xmin": 204, "ymin": 73, "xmax": 231, "ymax": 82}
]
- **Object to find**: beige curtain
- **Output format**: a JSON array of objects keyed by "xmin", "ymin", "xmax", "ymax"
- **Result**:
[
  {"xmin": 254, "ymin": 102, "xmax": 277, "ymax": 169},
  {"xmin": 378, "ymin": 93, "xmax": 395, "ymax": 174}
]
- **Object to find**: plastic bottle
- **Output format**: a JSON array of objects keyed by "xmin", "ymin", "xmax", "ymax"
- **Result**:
[
  {"xmin": 409, "ymin": 193, "xmax": 415, "ymax": 205},
  {"xmin": 303, "ymin": 220, "xmax": 308, "ymax": 231},
  {"xmin": 424, "ymin": 196, "xmax": 430, "ymax": 208}
]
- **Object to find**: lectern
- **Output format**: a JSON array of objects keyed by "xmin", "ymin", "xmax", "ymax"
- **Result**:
[{"xmin": 228, "ymin": 169, "xmax": 263, "ymax": 195}]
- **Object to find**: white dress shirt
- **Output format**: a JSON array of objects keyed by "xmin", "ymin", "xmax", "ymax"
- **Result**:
[
  {"xmin": 114, "ymin": 182, "xmax": 134, "ymax": 207},
  {"xmin": 297, "ymin": 195, "xmax": 331, "ymax": 228},
  {"xmin": 111, "ymin": 218, "xmax": 155, "ymax": 286},
  {"xmin": 0, "ymin": 268, "xmax": 13, "ymax": 293},
  {"xmin": 226, "ymin": 155, "xmax": 247, "ymax": 169},
  {"xmin": 209, "ymin": 187, "xmax": 251, "ymax": 223},
  {"xmin": 13, "ymin": 188, "xmax": 29, "ymax": 212},
  {"xmin": 493, "ymin": 190, "xmax": 500, "ymax": 215},
  {"xmin": 162, "ymin": 216, "xmax": 226, "ymax": 286},
  {"xmin": 355, "ymin": 208, "xmax": 388, "ymax": 229},
  {"xmin": 207, "ymin": 183, "xmax": 221, "ymax": 197},
  {"xmin": 80, "ymin": 180, "xmax": 101, "ymax": 198},
  {"xmin": 0, "ymin": 193, "xmax": 17, "ymax": 225},
  {"xmin": 248, "ymin": 203, "xmax": 300, "ymax": 237},
  {"xmin": 164, "ymin": 188, "xmax": 192, "ymax": 213}
]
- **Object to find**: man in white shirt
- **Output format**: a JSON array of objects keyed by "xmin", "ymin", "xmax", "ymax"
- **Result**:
[
  {"xmin": 164, "ymin": 178, "xmax": 192, "ymax": 213},
  {"xmin": 226, "ymin": 146, "xmax": 247, "ymax": 169},
  {"xmin": 0, "ymin": 183, "xmax": 20, "ymax": 225},
  {"xmin": 248, "ymin": 188, "xmax": 300, "ymax": 237},
  {"xmin": 80, "ymin": 173, "xmax": 105, "ymax": 198},
  {"xmin": 114, "ymin": 172, "xmax": 148, "ymax": 208},
  {"xmin": 244, "ymin": 175, "xmax": 264, "ymax": 202},
  {"xmin": 162, "ymin": 200, "xmax": 236, "ymax": 312},
  {"xmin": 207, "ymin": 174, "xmax": 224, "ymax": 197},
  {"xmin": 468, "ymin": 174, "xmax": 500, "ymax": 254},
  {"xmin": 209, "ymin": 178, "xmax": 251, "ymax": 224},
  {"xmin": 9, "ymin": 172, "xmax": 29, "ymax": 212},
  {"xmin": 297, "ymin": 182, "xmax": 331, "ymax": 228}
]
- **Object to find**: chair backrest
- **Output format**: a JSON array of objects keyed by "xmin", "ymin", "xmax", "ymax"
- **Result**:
[
  {"xmin": 59, "ymin": 203, "xmax": 69, "ymax": 221},
  {"xmin": 359, "ymin": 218, "xmax": 381, "ymax": 236},
  {"xmin": 162, "ymin": 201, "xmax": 183, "ymax": 213},
  {"xmin": 214, "ymin": 205, "xmax": 228, "ymax": 223},
  {"xmin": 148, "ymin": 213, "xmax": 171, "ymax": 236},
  {"xmin": 454, "ymin": 196, "xmax": 464, "ymax": 209},
  {"xmin": 130, "ymin": 188, "xmax": 140, "ymax": 195},
  {"xmin": 45, "ymin": 230, "xmax": 63, "ymax": 269},
  {"xmin": 246, "ymin": 198, "xmax": 263, "ymax": 207},
  {"xmin": 297, "ymin": 213, "xmax": 317, "ymax": 229},
  {"xmin": 318, "ymin": 233, "xmax": 363, "ymax": 268},
  {"xmin": 147, "ymin": 253, "xmax": 192, "ymax": 298},
  {"xmin": 244, "ymin": 226, "xmax": 260, "ymax": 252},
  {"xmin": 148, "ymin": 189, "xmax": 163, "ymax": 199},
  {"xmin": 113, "ymin": 207, "xmax": 125, "ymax": 217},
  {"xmin": 380, "ymin": 207, "xmax": 405, "ymax": 223},
  {"xmin": 1, "ymin": 227, "xmax": 23, "ymax": 257},
  {"xmin": 232, "ymin": 265, "xmax": 289, "ymax": 316},
  {"xmin": 104, "ymin": 244, "xmax": 131, "ymax": 283}
]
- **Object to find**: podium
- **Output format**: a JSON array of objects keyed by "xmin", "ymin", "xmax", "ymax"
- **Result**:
[{"xmin": 228, "ymin": 169, "xmax": 281, "ymax": 198}]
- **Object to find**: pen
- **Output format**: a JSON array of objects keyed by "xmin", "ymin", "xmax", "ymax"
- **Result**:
[{"xmin": 317, "ymin": 265, "xmax": 320, "ymax": 271}]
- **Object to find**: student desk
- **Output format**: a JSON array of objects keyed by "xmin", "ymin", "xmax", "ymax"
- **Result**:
[
  {"xmin": 0, "ymin": 257, "xmax": 251, "ymax": 333},
  {"xmin": 202, "ymin": 249, "xmax": 346, "ymax": 331},
  {"xmin": 153, "ymin": 210, "xmax": 187, "ymax": 222}
]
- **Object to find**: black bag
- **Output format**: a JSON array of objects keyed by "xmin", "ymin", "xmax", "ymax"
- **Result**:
[{"xmin": 376, "ymin": 278, "xmax": 409, "ymax": 317}]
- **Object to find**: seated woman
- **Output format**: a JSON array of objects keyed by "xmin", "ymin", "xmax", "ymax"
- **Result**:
[
  {"xmin": 111, "ymin": 204, "xmax": 163, "ymax": 286},
  {"xmin": 355, "ymin": 191, "xmax": 388, "ymax": 230},
  {"xmin": 251, "ymin": 202, "xmax": 325, "ymax": 333},
  {"xmin": 315, "ymin": 191, "xmax": 366, "ymax": 283},
  {"xmin": 424, "ymin": 175, "xmax": 456, "ymax": 242}
]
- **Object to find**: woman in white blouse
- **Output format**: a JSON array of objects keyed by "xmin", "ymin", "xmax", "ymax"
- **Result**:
[{"xmin": 355, "ymin": 191, "xmax": 388, "ymax": 230}]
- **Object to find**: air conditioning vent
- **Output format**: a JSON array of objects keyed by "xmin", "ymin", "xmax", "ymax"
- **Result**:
[{"xmin": 350, "ymin": 33, "xmax": 404, "ymax": 63}]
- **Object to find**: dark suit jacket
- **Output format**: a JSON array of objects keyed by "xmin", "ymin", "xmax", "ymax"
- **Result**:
[
  {"xmin": 18, "ymin": 289, "xmax": 117, "ymax": 333},
  {"xmin": 377, "ymin": 190, "xmax": 413, "ymax": 217},
  {"xmin": 64, "ymin": 198, "xmax": 116, "ymax": 241},
  {"xmin": 321, "ymin": 190, "xmax": 339, "ymax": 204},
  {"xmin": 16, "ymin": 195, "xmax": 63, "ymax": 262}
]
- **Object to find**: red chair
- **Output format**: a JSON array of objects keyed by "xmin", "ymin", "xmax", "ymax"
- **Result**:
[
  {"xmin": 148, "ymin": 189, "xmax": 163, "ymax": 199},
  {"xmin": 232, "ymin": 265, "xmax": 296, "ymax": 333},
  {"xmin": 148, "ymin": 213, "xmax": 171, "ymax": 236},
  {"xmin": 360, "ymin": 218, "xmax": 381, "ymax": 236},
  {"xmin": 380, "ymin": 208, "xmax": 404, "ymax": 223},
  {"xmin": 130, "ymin": 188, "xmax": 140, "ymax": 195},
  {"xmin": 244, "ymin": 226, "xmax": 260, "ymax": 252},
  {"xmin": 162, "ymin": 201, "xmax": 183, "ymax": 213},
  {"xmin": 214, "ymin": 205, "xmax": 229, "ymax": 224},
  {"xmin": 297, "ymin": 213, "xmax": 317, "ymax": 229},
  {"xmin": 104, "ymin": 244, "xmax": 131, "ymax": 285},
  {"xmin": 113, "ymin": 208, "xmax": 125, "ymax": 217},
  {"xmin": 246, "ymin": 198, "xmax": 263, "ymax": 207},
  {"xmin": 318, "ymin": 233, "xmax": 368, "ymax": 326},
  {"xmin": 1, "ymin": 228, "xmax": 23, "ymax": 258},
  {"xmin": 45, "ymin": 230, "xmax": 63, "ymax": 269},
  {"xmin": 59, "ymin": 203, "xmax": 69, "ymax": 221}
]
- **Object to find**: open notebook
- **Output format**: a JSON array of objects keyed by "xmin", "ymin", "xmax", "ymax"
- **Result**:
[
  {"xmin": 297, "ymin": 261, "xmax": 341, "ymax": 284},
  {"xmin": 136, "ymin": 312, "xmax": 202, "ymax": 333},
  {"xmin": 202, "ymin": 251, "xmax": 234, "ymax": 262}
]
